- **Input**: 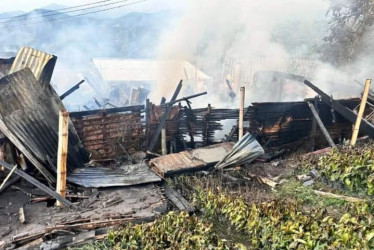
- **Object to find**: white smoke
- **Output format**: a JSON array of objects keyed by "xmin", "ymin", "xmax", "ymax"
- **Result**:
[{"xmin": 153, "ymin": 0, "xmax": 370, "ymax": 106}]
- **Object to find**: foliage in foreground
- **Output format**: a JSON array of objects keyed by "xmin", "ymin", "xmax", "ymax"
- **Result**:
[
  {"xmin": 75, "ymin": 211, "xmax": 235, "ymax": 250},
  {"xmin": 318, "ymin": 145, "xmax": 374, "ymax": 195},
  {"xmin": 193, "ymin": 188, "xmax": 374, "ymax": 249}
]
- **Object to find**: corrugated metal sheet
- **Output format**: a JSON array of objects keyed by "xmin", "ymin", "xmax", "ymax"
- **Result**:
[
  {"xmin": 150, "ymin": 142, "xmax": 234, "ymax": 177},
  {"xmin": 0, "ymin": 69, "xmax": 88, "ymax": 183},
  {"xmin": 67, "ymin": 163, "xmax": 161, "ymax": 188},
  {"xmin": 9, "ymin": 47, "xmax": 57, "ymax": 85}
]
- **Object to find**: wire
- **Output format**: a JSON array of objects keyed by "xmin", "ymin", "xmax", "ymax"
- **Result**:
[
  {"xmin": 1, "ymin": 0, "xmax": 148, "ymax": 28},
  {"xmin": 1, "ymin": 0, "xmax": 131, "ymax": 24},
  {"xmin": 0, "ymin": 0, "xmax": 112, "ymax": 20}
]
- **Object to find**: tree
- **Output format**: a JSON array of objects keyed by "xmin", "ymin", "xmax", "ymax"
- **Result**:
[{"xmin": 323, "ymin": 0, "xmax": 374, "ymax": 66}]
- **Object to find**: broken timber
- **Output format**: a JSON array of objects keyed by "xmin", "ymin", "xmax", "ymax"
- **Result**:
[
  {"xmin": 303, "ymin": 80, "xmax": 374, "ymax": 138},
  {"xmin": 60, "ymin": 80, "xmax": 85, "ymax": 100},
  {"xmin": 0, "ymin": 160, "xmax": 76, "ymax": 208},
  {"xmin": 262, "ymin": 72, "xmax": 374, "ymax": 139},
  {"xmin": 307, "ymin": 101, "xmax": 337, "ymax": 148},
  {"xmin": 147, "ymin": 80, "xmax": 183, "ymax": 152},
  {"xmin": 162, "ymin": 183, "xmax": 195, "ymax": 213},
  {"xmin": 159, "ymin": 91, "xmax": 207, "ymax": 107}
]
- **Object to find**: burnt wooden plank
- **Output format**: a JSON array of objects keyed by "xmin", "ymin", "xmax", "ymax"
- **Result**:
[
  {"xmin": 147, "ymin": 80, "xmax": 183, "ymax": 152},
  {"xmin": 70, "ymin": 105, "xmax": 144, "ymax": 118},
  {"xmin": 162, "ymin": 183, "xmax": 195, "ymax": 213},
  {"xmin": 0, "ymin": 160, "xmax": 76, "ymax": 208}
]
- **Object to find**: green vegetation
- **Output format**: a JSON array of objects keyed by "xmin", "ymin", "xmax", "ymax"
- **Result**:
[
  {"xmin": 318, "ymin": 146, "xmax": 374, "ymax": 195},
  {"xmin": 276, "ymin": 180, "xmax": 347, "ymax": 208},
  {"xmin": 78, "ymin": 143, "xmax": 374, "ymax": 249},
  {"xmin": 74, "ymin": 211, "xmax": 235, "ymax": 250},
  {"xmin": 193, "ymin": 187, "xmax": 374, "ymax": 249},
  {"xmin": 276, "ymin": 180, "xmax": 318, "ymax": 205}
]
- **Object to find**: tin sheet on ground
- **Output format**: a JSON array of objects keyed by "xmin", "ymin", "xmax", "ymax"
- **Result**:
[{"xmin": 68, "ymin": 163, "xmax": 161, "ymax": 188}]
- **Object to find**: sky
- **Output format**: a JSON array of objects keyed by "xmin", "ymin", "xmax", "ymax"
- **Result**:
[{"xmin": 0, "ymin": 0, "xmax": 182, "ymax": 13}]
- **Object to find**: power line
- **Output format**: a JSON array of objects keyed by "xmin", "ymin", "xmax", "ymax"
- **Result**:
[
  {"xmin": 2, "ymin": 0, "xmax": 149, "ymax": 29},
  {"xmin": 1, "ymin": 0, "xmax": 131, "ymax": 24},
  {"xmin": 0, "ymin": 0, "xmax": 112, "ymax": 20}
]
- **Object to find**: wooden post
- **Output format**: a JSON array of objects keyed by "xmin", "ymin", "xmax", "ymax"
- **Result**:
[
  {"xmin": 161, "ymin": 128, "xmax": 167, "ymax": 156},
  {"xmin": 351, "ymin": 79, "xmax": 371, "ymax": 147},
  {"xmin": 160, "ymin": 97, "xmax": 166, "ymax": 105},
  {"xmin": 204, "ymin": 104, "xmax": 211, "ymax": 146},
  {"xmin": 307, "ymin": 102, "xmax": 337, "ymax": 148},
  {"xmin": 56, "ymin": 110, "xmax": 69, "ymax": 207},
  {"xmin": 147, "ymin": 80, "xmax": 182, "ymax": 152},
  {"xmin": 145, "ymin": 99, "xmax": 151, "ymax": 150},
  {"xmin": 310, "ymin": 97, "xmax": 318, "ymax": 151},
  {"xmin": 238, "ymin": 86, "xmax": 245, "ymax": 140}
]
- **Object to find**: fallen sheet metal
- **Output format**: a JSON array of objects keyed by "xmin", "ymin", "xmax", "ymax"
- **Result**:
[
  {"xmin": 67, "ymin": 163, "xmax": 161, "ymax": 188},
  {"xmin": 0, "ymin": 69, "xmax": 88, "ymax": 183},
  {"xmin": 150, "ymin": 142, "xmax": 234, "ymax": 177},
  {"xmin": 215, "ymin": 133, "xmax": 264, "ymax": 169}
]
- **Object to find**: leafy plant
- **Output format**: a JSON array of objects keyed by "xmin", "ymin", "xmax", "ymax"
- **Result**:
[
  {"xmin": 318, "ymin": 145, "xmax": 374, "ymax": 195},
  {"xmin": 74, "ymin": 211, "xmax": 235, "ymax": 250},
  {"xmin": 193, "ymin": 186, "xmax": 374, "ymax": 249}
]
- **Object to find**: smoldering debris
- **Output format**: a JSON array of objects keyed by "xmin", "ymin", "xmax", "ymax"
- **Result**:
[{"xmin": 1, "ymin": 1, "xmax": 374, "ymax": 246}]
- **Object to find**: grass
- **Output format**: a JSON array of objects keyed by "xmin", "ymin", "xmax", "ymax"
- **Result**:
[{"xmin": 276, "ymin": 179, "xmax": 347, "ymax": 209}]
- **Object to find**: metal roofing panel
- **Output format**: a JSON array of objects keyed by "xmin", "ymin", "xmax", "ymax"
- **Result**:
[
  {"xmin": 149, "ymin": 142, "xmax": 234, "ymax": 177},
  {"xmin": 68, "ymin": 163, "xmax": 161, "ymax": 188},
  {"xmin": 0, "ymin": 69, "xmax": 88, "ymax": 183},
  {"xmin": 9, "ymin": 47, "xmax": 57, "ymax": 85}
]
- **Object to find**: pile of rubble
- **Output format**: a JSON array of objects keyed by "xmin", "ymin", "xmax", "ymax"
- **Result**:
[{"xmin": 0, "ymin": 47, "xmax": 373, "ymax": 249}]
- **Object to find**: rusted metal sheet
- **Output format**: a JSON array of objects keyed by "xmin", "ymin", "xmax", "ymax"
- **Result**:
[
  {"xmin": 149, "ymin": 142, "xmax": 234, "ymax": 177},
  {"xmin": 9, "ymin": 47, "xmax": 56, "ymax": 85},
  {"xmin": 72, "ymin": 110, "xmax": 143, "ymax": 160},
  {"xmin": 68, "ymin": 163, "xmax": 161, "ymax": 188},
  {"xmin": 0, "ymin": 69, "xmax": 88, "ymax": 183}
]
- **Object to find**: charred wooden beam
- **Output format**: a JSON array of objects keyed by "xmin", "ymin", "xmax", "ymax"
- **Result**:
[
  {"xmin": 304, "ymin": 80, "xmax": 374, "ymax": 138},
  {"xmin": 162, "ymin": 183, "xmax": 195, "ymax": 213},
  {"xmin": 307, "ymin": 101, "xmax": 337, "ymax": 148},
  {"xmin": 147, "ymin": 80, "xmax": 183, "ymax": 152},
  {"xmin": 263, "ymin": 72, "xmax": 374, "ymax": 139},
  {"xmin": 0, "ymin": 160, "xmax": 76, "ymax": 208},
  {"xmin": 159, "ymin": 92, "xmax": 207, "ymax": 107},
  {"xmin": 70, "ymin": 105, "xmax": 144, "ymax": 118},
  {"xmin": 310, "ymin": 97, "xmax": 318, "ymax": 151},
  {"xmin": 160, "ymin": 97, "xmax": 166, "ymax": 105},
  {"xmin": 59, "ymin": 80, "xmax": 85, "ymax": 100},
  {"xmin": 145, "ymin": 99, "xmax": 151, "ymax": 150},
  {"xmin": 0, "ymin": 176, "xmax": 21, "ymax": 194}
]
